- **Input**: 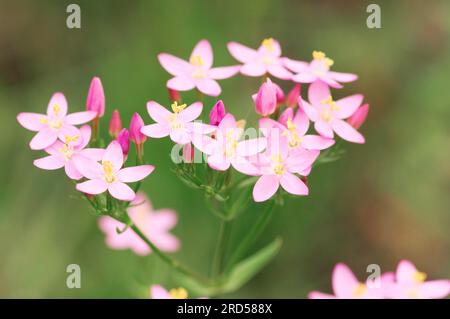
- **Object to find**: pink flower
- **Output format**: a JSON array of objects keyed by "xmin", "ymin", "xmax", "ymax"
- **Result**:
[
  {"xmin": 109, "ymin": 110, "xmax": 122, "ymax": 138},
  {"xmin": 348, "ymin": 103, "xmax": 369, "ymax": 129},
  {"xmin": 150, "ymin": 285, "xmax": 188, "ymax": 299},
  {"xmin": 209, "ymin": 100, "xmax": 226, "ymax": 126},
  {"xmin": 75, "ymin": 141, "xmax": 154, "ymax": 201},
  {"xmin": 193, "ymin": 113, "xmax": 266, "ymax": 175},
  {"xmin": 33, "ymin": 125, "xmax": 104, "ymax": 180},
  {"xmin": 98, "ymin": 192, "xmax": 180, "ymax": 256},
  {"xmin": 284, "ymin": 51, "xmax": 358, "ymax": 88},
  {"xmin": 116, "ymin": 128, "xmax": 130, "ymax": 157},
  {"xmin": 301, "ymin": 81, "xmax": 365, "ymax": 144},
  {"xmin": 309, "ymin": 263, "xmax": 393, "ymax": 299},
  {"xmin": 129, "ymin": 112, "xmax": 147, "ymax": 145},
  {"xmin": 158, "ymin": 39, "xmax": 240, "ymax": 96},
  {"xmin": 286, "ymin": 84, "xmax": 301, "ymax": 108},
  {"xmin": 141, "ymin": 101, "xmax": 215, "ymax": 145},
  {"xmin": 227, "ymin": 38, "xmax": 292, "ymax": 80},
  {"xmin": 254, "ymin": 78, "xmax": 278, "ymax": 117},
  {"xmin": 251, "ymin": 130, "xmax": 315, "ymax": 202},
  {"xmin": 385, "ymin": 260, "xmax": 450, "ymax": 299},
  {"xmin": 17, "ymin": 92, "xmax": 97, "ymax": 150},
  {"xmin": 183, "ymin": 143, "xmax": 194, "ymax": 163},
  {"xmin": 86, "ymin": 77, "xmax": 105, "ymax": 117},
  {"xmin": 260, "ymin": 107, "xmax": 335, "ymax": 152}
]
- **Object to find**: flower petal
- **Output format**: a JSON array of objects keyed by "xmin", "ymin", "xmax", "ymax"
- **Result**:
[
  {"xmin": 231, "ymin": 157, "xmax": 260, "ymax": 176},
  {"xmin": 178, "ymin": 102, "xmax": 202, "ymax": 123},
  {"xmin": 150, "ymin": 285, "xmax": 171, "ymax": 299},
  {"xmin": 300, "ymin": 99, "xmax": 319, "ymax": 122},
  {"xmin": 73, "ymin": 156, "xmax": 103, "ymax": 179},
  {"xmin": 208, "ymin": 66, "xmax": 240, "ymax": 79},
  {"xmin": 282, "ymin": 57, "xmax": 309, "ymax": 73},
  {"xmin": 293, "ymin": 108, "xmax": 310, "ymax": 136},
  {"xmin": 76, "ymin": 125, "xmax": 92, "ymax": 149},
  {"xmin": 301, "ymin": 135, "xmax": 335, "ymax": 150},
  {"xmin": 237, "ymin": 138, "xmax": 266, "ymax": 157},
  {"xmin": 108, "ymin": 182, "xmax": 136, "ymax": 201},
  {"xmin": 308, "ymin": 291, "xmax": 336, "ymax": 299},
  {"xmin": 65, "ymin": 161, "xmax": 83, "ymax": 180},
  {"xmin": 419, "ymin": 280, "xmax": 450, "ymax": 299},
  {"xmin": 252, "ymin": 174, "xmax": 279, "ymax": 202},
  {"xmin": 17, "ymin": 113, "xmax": 46, "ymax": 131},
  {"xmin": 47, "ymin": 92, "xmax": 68, "ymax": 117},
  {"xmin": 76, "ymin": 179, "xmax": 108, "ymax": 195},
  {"xmin": 329, "ymin": 71, "xmax": 358, "ymax": 83},
  {"xmin": 29, "ymin": 129, "xmax": 57, "ymax": 150},
  {"xmin": 279, "ymin": 172, "xmax": 308, "ymax": 196},
  {"xmin": 77, "ymin": 148, "xmax": 105, "ymax": 161},
  {"xmin": 292, "ymin": 72, "xmax": 317, "ymax": 84},
  {"xmin": 227, "ymin": 42, "xmax": 258, "ymax": 63},
  {"xmin": 117, "ymin": 165, "xmax": 155, "ymax": 183},
  {"xmin": 208, "ymin": 153, "xmax": 231, "ymax": 171},
  {"xmin": 240, "ymin": 62, "xmax": 266, "ymax": 77},
  {"xmin": 167, "ymin": 76, "xmax": 196, "ymax": 91},
  {"xmin": 396, "ymin": 260, "xmax": 419, "ymax": 285},
  {"xmin": 65, "ymin": 111, "xmax": 97, "ymax": 125},
  {"xmin": 334, "ymin": 94, "xmax": 364, "ymax": 119},
  {"xmin": 33, "ymin": 155, "xmax": 65, "ymax": 170},
  {"xmin": 170, "ymin": 128, "xmax": 191, "ymax": 145},
  {"xmin": 314, "ymin": 120, "xmax": 334, "ymax": 138},
  {"xmin": 308, "ymin": 81, "xmax": 331, "ymax": 106},
  {"xmin": 332, "ymin": 119, "xmax": 365, "ymax": 144},
  {"xmin": 190, "ymin": 39, "xmax": 213, "ymax": 69},
  {"xmin": 146, "ymin": 101, "xmax": 172, "ymax": 123},
  {"xmin": 196, "ymin": 78, "xmax": 221, "ymax": 96},
  {"xmin": 103, "ymin": 141, "xmax": 124, "ymax": 170},
  {"xmin": 332, "ymin": 263, "xmax": 360, "ymax": 298},
  {"xmin": 141, "ymin": 123, "xmax": 170, "ymax": 138},
  {"xmin": 158, "ymin": 53, "xmax": 192, "ymax": 77},
  {"xmin": 267, "ymin": 64, "xmax": 292, "ymax": 80}
]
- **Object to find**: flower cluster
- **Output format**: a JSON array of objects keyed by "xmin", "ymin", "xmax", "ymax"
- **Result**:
[{"xmin": 309, "ymin": 261, "xmax": 450, "ymax": 299}]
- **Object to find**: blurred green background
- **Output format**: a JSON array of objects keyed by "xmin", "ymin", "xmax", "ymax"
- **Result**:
[{"xmin": 1, "ymin": 0, "xmax": 449, "ymax": 298}]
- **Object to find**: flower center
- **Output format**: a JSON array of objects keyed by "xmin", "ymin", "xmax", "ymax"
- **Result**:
[
  {"xmin": 320, "ymin": 96, "xmax": 339, "ymax": 122},
  {"xmin": 58, "ymin": 144, "xmax": 74, "ymax": 161},
  {"xmin": 171, "ymin": 101, "xmax": 187, "ymax": 113},
  {"xmin": 53, "ymin": 104, "xmax": 61, "ymax": 116},
  {"xmin": 271, "ymin": 153, "xmax": 285, "ymax": 175},
  {"xmin": 312, "ymin": 50, "xmax": 334, "ymax": 67},
  {"xmin": 224, "ymin": 131, "xmax": 238, "ymax": 157},
  {"xmin": 169, "ymin": 287, "xmax": 188, "ymax": 299},
  {"xmin": 102, "ymin": 160, "xmax": 116, "ymax": 183},
  {"xmin": 262, "ymin": 38, "xmax": 275, "ymax": 52},
  {"xmin": 65, "ymin": 134, "xmax": 79, "ymax": 144},
  {"xmin": 352, "ymin": 283, "xmax": 367, "ymax": 298},
  {"xmin": 189, "ymin": 55, "xmax": 204, "ymax": 66}
]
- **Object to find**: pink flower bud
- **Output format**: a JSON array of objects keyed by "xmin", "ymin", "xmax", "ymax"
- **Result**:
[
  {"xmin": 116, "ymin": 128, "xmax": 130, "ymax": 157},
  {"xmin": 209, "ymin": 100, "xmax": 226, "ymax": 125},
  {"xmin": 255, "ymin": 78, "xmax": 277, "ymax": 117},
  {"xmin": 129, "ymin": 112, "xmax": 147, "ymax": 145},
  {"xmin": 278, "ymin": 107, "xmax": 294, "ymax": 126},
  {"xmin": 348, "ymin": 104, "xmax": 369, "ymax": 129},
  {"xmin": 86, "ymin": 77, "xmax": 105, "ymax": 118},
  {"xmin": 168, "ymin": 88, "xmax": 181, "ymax": 102},
  {"xmin": 273, "ymin": 82, "xmax": 285, "ymax": 104},
  {"xmin": 286, "ymin": 84, "xmax": 301, "ymax": 108},
  {"xmin": 109, "ymin": 110, "xmax": 122, "ymax": 138},
  {"xmin": 183, "ymin": 143, "xmax": 194, "ymax": 163}
]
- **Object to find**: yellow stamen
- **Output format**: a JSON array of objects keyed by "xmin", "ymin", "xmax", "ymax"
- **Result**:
[
  {"xmin": 58, "ymin": 144, "xmax": 73, "ymax": 161},
  {"xmin": 169, "ymin": 287, "xmax": 188, "ymax": 299},
  {"xmin": 321, "ymin": 96, "xmax": 340, "ymax": 111},
  {"xmin": 312, "ymin": 51, "xmax": 334, "ymax": 66},
  {"xmin": 271, "ymin": 153, "xmax": 285, "ymax": 175},
  {"xmin": 50, "ymin": 119, "xmax": 63, "ymax": 129},
  {"xmin": 286, "ymin": 118, "xmax": 296, "ymax": 131},
  {"xmin": 236, "ymin": 119, "xmax": 246, "ymax": 129},
  {"xmin": 65, "ymin": 135, "xmax": 79, "ymax": 144},
  {"xmin": 39, "ymin": 117, "xmax": 48, "ymax": 124},
  {"xmin": 320, "ymin": 110, "xmax": 332, "ymax": 122},
  {"xmin": 413, "ymin": 271, "xmax": 427, "ymax": 283},
  {"xmin": 352, "ymin": 283, "xmax": 367, "ymax": 298},
  {"xmin": 102, "ymin": 160, "xmax": 116, "ymax": 183},
  {"xmin": 262, "ymin": 38, "xmax": 275, "ymax": 51},
  {"xmin": 171, "ymin": 101, "xmax": 187, "ymax": 113},
  {"xmin": 189, "ymin": 55, "xmax": 204, "ymax": 66},
  {"xmin": 53, "ymin": 104, "xmax": 60, "ymax": 116}
]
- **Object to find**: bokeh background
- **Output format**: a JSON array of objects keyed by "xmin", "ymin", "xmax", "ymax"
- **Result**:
[{"xmin": 1, "ymin": 0, "xmax": 449, "ymax": 298}]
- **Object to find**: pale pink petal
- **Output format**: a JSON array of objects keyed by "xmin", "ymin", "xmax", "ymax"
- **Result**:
[
  {"xmin": 33, "ymin": 155, "xmax": 65, "ymax": 170},
  {"xmin": 141, "ymin": 123, "xmax": 170, "ymax": 138},
  {"xmin": 396, "ymin": 260, "xmax": 419, "ymax": 285},
  {"xmin": 259, "ymin": 118, "xmax": 283, "ymax": 136},
  {"xmin": 240, "ymin": 62, "xmax": 266, "ymax": 77},
  {"xmin": 236, "ymin": 138, "xmax": 266, "ymax": 157},
  {"xmin": 227, "ymin": 42, "xmax": 258, "ymax": 63},
  {"xmin": 280, "ymin": 172, "xmax": 308, "ymax": 196},
  {"xmin": 167, "ymin": 76, "xmax": 196, "ymax": 91},
  {"xmin": 117, "ymin": 165, "xmax": 155, "ymax": 183},
  {"xmin": 29, "ymin": 129, "xmax": 57, "ymax": 150},
  {"xmin": 76, "ymin": 125, "xmax": 92, "ymax": 149},
  {"xmin": 286, "ymin": 149, "xmax": 319, "ymax": 173},
  {"xmin": 65, "ymin": 161, "xmax": 83, "ymax": 180},
  {"xmin": 151, "ymin": 209, "xmax": 178, "ymax": 230},
  {"xmin": 308, "ymin": 81, "xmax": 331, "ymax": 106},
  {"xmin": 319, "ymin": 76, "xmax": 343, "ymax": 89},
  {"xmin": 17, "ymin": 113, "xmax": 46, "ymax": 131},
  {"xmin": 301, "ymin": 135, "xmax": 335, "ymax": 150},
  {"xmin": 73, "ymin": 156, "xmax": 103, "ymax": 179},
  {"xmin": 293, "ymin": 108, "xmax": 309, "ymax": 136},
  {"xmin": 308, "ymin": 291, "xmax": 336, "ymax": 299},
  {"xmin": 192, "ymin": 134, "xmax": 216, "ymax": 155},
  {"xmin": 208, "ymin": 66, "xmax": 240, "ymax": 79},
  {"xmin": 334, "ymin": 94, "xmax": 364, "ymax": 119},
  {"xmin": 103, "ymin": 141, "xmax": 124, "ymax": 170},
  {"xmin": 170, "ymin": 128, "xmax": 191, "ymax": 145},
  {"xmin": 258, "ymin": 38, "xmax": 282, "ymax": 56},
  {"xmin": 282, "ymin": 57, "xmax": 309, "ymax": 73},
  {"xmin": 189, "ymin": 122, "xmax": 216, "ymax": 135},
  {"xmin": 178, "ymin": 102, "xmax": 202, "ymax": 123},
  {"xmin": 332, "ymin": 119, "xmax": 365, "ymax": 144},
  {"xmin": 253, "ymin": 175, "xmax": 279, "ymax": 202},
  {"xmin": 419, "ymin": 280, "xmax": 450, "ymax": 299},
  {"xmin": 231, "ymin": 157, "xmax": 260, "ymax": 176},
  {"xmin": 267, "ymin": 64, "xmax": 292, "ymax": 80},
  {"xmin": 292, "ymin": 72, "xmax": 317, "ymax": 83},
  {"xmin": 76, "ymin": 179, "xmax": 108, "ymax": 195},
  {"xmin": 77, "ymin": 148, "xmax": 105, "ymax": 161},
  {"xmin": 208, "ymin": 153, "xmax": 231, "ymax": 171},
  {"xmin": 108, "ymin": 182, "xmax": 136, "ymax": 201},
  {"xmin": 158, "ymin": 53, "xmax": 192, "ymax": 77},
  {"xmin": 332, "ymin": 263, "xmax": 360, "ymax": 298},
  {"xmin": 329, "ymin": 71, "xmax": 358, "ymax": 83},
  {"xmin": 57, "ymin": 125, "xmax": 82, "ymax": 146},
  {"xmin": 47, "ymin": 92, "xmax": 68, "ymax": 117},
  {"xmin": 65, "ymin": 111, "xmax": 96, "ymax": 125},
  {"xmin": 314, "ymin": 121, "xmax": 334, "ymax": 138},
  {"xmin": 196, "ymin": 78, "xmax": 221, "ymax": 96},
  {"xmin": 152, "ymin": 233, "xmax": 180, "ymax": 252},
  {"xmin": 150, "ymin": 285, "xmax": 171, "ymax": 299},
  {"xmin": 278, "ymin": 108, "xmax": 294, "ymax": 126},
  {"xmin": 146, "ymin": 101, "xmax": 173, "ymax": 123},
  {"xmin": 190, "ymin": 39, "xmax": 213, "ymax": 69},
  {"xmin": 300, "ymin": 100, "xmax": 319, "ymax": 122},
  {"xmin": 218, "ymin": 113, "xmax": 237, "ymax": 130}
]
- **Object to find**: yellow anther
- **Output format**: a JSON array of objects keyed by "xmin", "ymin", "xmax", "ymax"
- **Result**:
[
  {"xmin": 53, "ymin": 104, "xmax": 60, "ymax": 116},
  {"xmin": 189, "ymin": 55, "xmax": 204, "ymax": 66},
  {"xmin": 286, "ymin": 118, "xmax": 296, "ymax": 131},
  {"xmin": 236, "ymin": 119, "xmax": 246, "ymax": 129},
  {"xmin": 321, "ymin": 96, "xmax": 339, "ymax": 111},
  {"xmin": 352, "ymin": 283, "xmax": 367, "ymax": 298},
  {"xmin": 102, "ymin": 160, "xmax": 116, "ymax": 183},
  {"xmin": 39, "ymin": 117, "xmax": 48, "ymax": 124},
  {"xmin": 262, "ymin": 38, "xmax": 275, "ymax": 51},
  {"xmin": 288, "ymin": 132, "xmax": 302, "ymax": 148},
  {"xmin": 312, "ymin": 51, "xmax": 334, "ymax": 67},
  {"xmin": 65, "ymin": 135, "xmax": 79, "ymax": 144},
  {"xmin": 413, "ymin": 271, "xmax": 427, "ymax": 283},
  {"xmin": 169, "ymin": 287, "xmax": 188, "ymax": 299},
  {"xmin": 271, "ymin": 153, "xmax": 285, "ymax": 175},
  {"xmin": 325, "ymin": 57, "xmax": 334, "ymax": 67},
  {"xmin": 171, "ymin": 101, "xmax": 187, "ymax": 113},
  {"xmin": 58, "ymin": 144, "xmax": 73, "ymax": 161}
]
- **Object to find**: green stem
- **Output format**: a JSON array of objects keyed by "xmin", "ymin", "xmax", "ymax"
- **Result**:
[
  {"xmin": 224, "ymin": 200, "xmax": 276, "ymax": 273},
  {"xmin": 211, "ymin": 219, "xmax": 232, "ymax": 278}
]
